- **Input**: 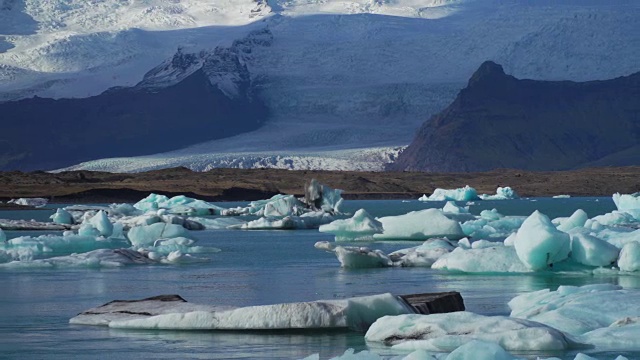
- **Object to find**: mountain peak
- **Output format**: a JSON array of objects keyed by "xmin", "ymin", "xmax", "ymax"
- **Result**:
[{"xmin": 467, "ymin": 61, "xmax": 507, "ymax": 86}]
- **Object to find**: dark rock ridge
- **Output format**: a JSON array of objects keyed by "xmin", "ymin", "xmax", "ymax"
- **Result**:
[
  {"xmin": 0, "ymin": 29, "xmax": 273, "ymax": 171},
  {"xmin": 390, "ymin": 61, "xmax": 640, "ymax": 172}
]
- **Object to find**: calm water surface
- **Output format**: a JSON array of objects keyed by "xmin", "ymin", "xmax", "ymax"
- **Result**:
[{"xmin": 0, "ymin": 198, "xmax": 637, "ymax": 359}]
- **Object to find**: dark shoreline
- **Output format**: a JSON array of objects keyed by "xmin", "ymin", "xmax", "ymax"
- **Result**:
[{"xmin": 0, "ymin": 166, "xmax": 638, "ymax": 204}]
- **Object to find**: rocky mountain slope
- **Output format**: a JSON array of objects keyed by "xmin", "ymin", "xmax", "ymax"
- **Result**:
[{"xmin": 390, "ymin": 61, "xmax": 640, "ymax": 172}]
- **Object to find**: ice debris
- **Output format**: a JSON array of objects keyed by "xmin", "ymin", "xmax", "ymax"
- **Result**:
[
  {"xmin": 134, "ymin": 193, "xmax": 224, "ymax": 216},
  {"xmin": 618, "ymin": 242, "xmax": 640, "ymax": 272}
]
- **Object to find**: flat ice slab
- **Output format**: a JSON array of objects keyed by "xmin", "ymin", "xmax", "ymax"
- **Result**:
[{"xmin": 71, "ymin": 293, "xmax": 413, "ymax": 332}]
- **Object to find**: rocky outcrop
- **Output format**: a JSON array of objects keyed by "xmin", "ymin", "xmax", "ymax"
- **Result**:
[
  {"xmin": 0, "ymin": 30, "xmax": 272, "ymax": 171},
  {"xmin": 390, "ymin": 61, "xmax": 640, "ymax": 172}
]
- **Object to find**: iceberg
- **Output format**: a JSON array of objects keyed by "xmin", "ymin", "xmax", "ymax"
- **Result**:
[
  {"xmin": 553, "ymin": 195, "xmax": 571, "ymax": 199},
  {"xmin": 374, "ymin": 209, "xmax": 465, "ymax": 241},
  {"xmin": 73, "ymin": 293, "xmax": 412, "ymax": 332},
  {"xmin": 568, "ymin": 232, "xmax": 619, "ymax": 267},
  {"xmin": 513, "ymin": 211, "xmax": 571, "ymax": 271},
  {"xmin": 509, "ymin": 284, "xmax": 640, "ymax": 336},
  {"xmin": 0, "ymin": 234, "xmax": 129, "ymax": 261},
  {"xmin": 420, "ymin": 186, "xmax": 479, "ymax": 202},
  {"xmin": 50, "ymin": 208, "xmax": 74, "ymax": 225},
  {"xmin": 0, "ymin": 248, "xmax": 156, "ymax": 269},
  {"xmin": 8, "ymin": 197, "xmax": 48, "ymax": 208},
  {"xmin": 134, "ymin": 193, "xmax": 225, "ymax": 215},
  {"xmin": 432, "ymin": 244, "xmax": 529, "ymax": 273},
  {"xmin": 0, "ymin": 219, "xmax": 71, "ymax": 231},
  {"xmin": 88, "ymin": 210, "xmax": 114, "ymax": 237},
  {"xmin": 315, "ymin": 241, "xmax": 392, "ymax": 268},
  {"xmin": 303, "ymin": 179, "xmax": 344, "ymax": 214},
  {"xmin": 127, "ymin": 223, "xmax": 194, "ymax": 247},
  {"xmin": 442, "ymin": 201, "xmax": 469, "ymax": 214},
  {"xmin": 612, "ymin": 192, "xmax": 640, "ymax": 221},
  {"xmin": 461, "ymin": 216, "xmax": 525, "ymax": 240},
  {"xmin": 318, "ymin": 209, "xmax": 384, "ymax": 241},
  {"xmin": 555, "ymin": 209, "xmax": 589, "ymax": 232},
  {"xmin": 0, "ymin": 228, "xmax": 5, "ymax": 242},
  {"xmin": 388, "ymin": 239, "xmax": 455, "ymax": 267},
  {"xmin": 478, "ymin": 187, "xmax": 519, "ymax": 200},
  {"xmin": 618, "ymin": 242, "xmax": 640, "ymax": 272},
  {"xmin": 365, "ymin": 311, "xmax": 580, "ymax": 352}
]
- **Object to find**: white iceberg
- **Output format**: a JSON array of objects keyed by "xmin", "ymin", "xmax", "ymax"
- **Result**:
[
  {"xmin": 134, "ymin": 193, "xmax": 225, "ymax": 215},
  {"xmin": 618, "ymin": 242, "xmax": 640, "ymax": 272},
  {"xmin": 0, "ymin": 234, "xmax": 129, "ymax": 262},
  {"xmin": 74, "ymin": 293, "xmax": 411, "ymax": 332},
  {"xmin": 612, "ymin": 192, "xmax": 640, "ymax": 221},
  {"xmin": 0, "ymin": 248, "xmax": 157, "ymax": 269},
  {"xmin": 388, "ymin": 239, "xmax": 456, "ymax": 267},
  {"xmin": 50, "ymin": 208, "xmax": 74, "ymax": 225},
  {"xmin": 365, "ymin": 311, "xmax": 580, "ymax": 352},
  {"xmin": 569, "ymin": 232, "xmax": 619, "ymax": 267},
  {"xmin": 319, "ymin": 209, "xmax": 384, "ymax": 241},
  {"xmin": 553, "ymin": 195, "xmax": 571, "ymax": 199},
  {"xmin": 461, "ymin": 216, "xmax": 525, "ymax": 240},
  {"xmin": 315, "ymin": 241, "xmax": 392, "ymax": 268},
  {"xmin": 420, "ymin": 186, "xmax": 479, "ymax": 202},
  {"xmin": 509, "ymin": 284, "xmax": 640, "ymax": 337},
  {"xmin": 127, "ymin": 223, "xmax": 194, "ymax": 247},
  {"xmin": 374, "ymin": 209, "xmax": 465, "ymax": 241},
  {"xmin": 432, "ymin": 244, "xmax": 529, "ymax": 273},
  {"xmin": 479, "ymin": 187, "xmax": 519, "ymax": 200},
  {"xmin": 513, "ymin": 211, "xmax": 571, "ymax": 271},
  {"xmin": 8, "ymin": 197, "xmax": 48, "ymax": 208},
  {"xmin": 442, "ymin": 201, "xmax": 469, "ymax": 214},
  {"xmin": 555, "ymin": 209, "xmax": 589, "ymax": 232}
]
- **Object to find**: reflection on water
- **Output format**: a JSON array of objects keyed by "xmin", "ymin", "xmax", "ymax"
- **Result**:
[{"xmin": 0, "ymin": 198, "xmax": 637, "ymax": 359}]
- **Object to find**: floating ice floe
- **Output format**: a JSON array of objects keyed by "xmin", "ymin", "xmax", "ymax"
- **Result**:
[
  {"xmin": 72, "ymin": 293, "xmax": 412, "ymax": 332},
  {"xmin": 442, "ymin": 201, "xmax": 469, "ymax": 214},
  {"xmin": 319, "ymin": 209, "xmax": 383, "ymax": 241},
  {"xmin": 374, "ymin": 209, "xmax": 465, "ymax": 241},
  {"xmin": 388, "ymin": 239, "xmax": 456, "ymax": 267},
  {"xmin": 553, "ymin": 194, "xmax": 571, "ymax": 199},
  {"xmin": 0, "ymin": 248, "xmax": 157, "ymax": 268},
  {"xmin": 0, "ymin": 219, "xmax": 72, "ymax": 231},
  {"xmin": 315, "ymin": 241, "xmax": 392, "ymax": 268},
  {"xmin": 478, "ymin": 187, "xmax": 519, "ymax": 200},
  {"xmin": 509, "ymin": 284, "xmax": 640, "ymax": 348},
  {"xmin": 365, "ymin": 311, "xmax": 581, "ymax": 352},
  {"xmin": 432, "ymin": 243, "xmax": 530, "ymax": 273},
  {"xmin": 317, "ymin": 238, "xmax": 457, "ymax": 269},
  {"xmin": 304, "ymin": 343, "xmax": 629, "ymax": 360},
  {"xmin": 8, "ymin": 197, "xmax": 48, "ymax": 208},
  {"xmin": 419, "ymin": 186, "xmax": 479, "ymax": 202}
]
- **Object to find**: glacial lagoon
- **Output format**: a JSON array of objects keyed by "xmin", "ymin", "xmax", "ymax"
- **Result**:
[{"xmin": 1, "ymin": 198, "xmax": 639, "ymax": 359}]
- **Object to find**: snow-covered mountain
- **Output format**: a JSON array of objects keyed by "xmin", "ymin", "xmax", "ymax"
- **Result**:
[{"xmin": 1, "ymin": 0, "xmax": 639, "ymax": 172}]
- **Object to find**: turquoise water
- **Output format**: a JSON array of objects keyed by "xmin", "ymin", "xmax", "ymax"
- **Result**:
[{"xmin": 0, "ymin": 198, "xmax": 636, "ymax": 359}]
